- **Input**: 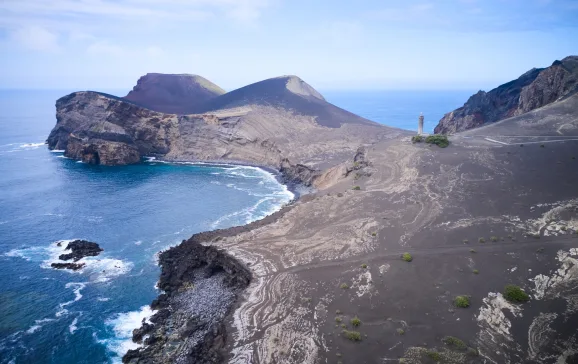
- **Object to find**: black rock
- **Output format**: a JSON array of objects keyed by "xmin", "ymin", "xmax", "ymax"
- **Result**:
[
  {"xmin": 50, "ymin": 262, "xmax": 86, "ymax": 271},
  {"xmin": 58, "ymin": 240, "xmax": 103, "ymax": 262}
]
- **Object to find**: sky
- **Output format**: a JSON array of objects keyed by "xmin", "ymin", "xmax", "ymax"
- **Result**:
[{"xmin": 0, "ymin": 0, "xmax": 577, "ymax": 91}]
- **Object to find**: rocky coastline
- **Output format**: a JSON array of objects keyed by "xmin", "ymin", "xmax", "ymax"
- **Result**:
[{"xmin": 123, "ymin": 193, "xmax": 300, "ymax": 364}]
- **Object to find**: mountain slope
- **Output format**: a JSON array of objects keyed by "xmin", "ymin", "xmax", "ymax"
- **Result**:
[
  {"xmin": 197, "ymin": 75, "xmax": 378, "ymax": 128},
  {"xmin": 435, "ymin": 56, "xmax": 578, "ymax": 134},
  {"xmin": 48, "ymin": 75, "xmax": 404, "ymax": 180},
  {"xmin": 123, "ymin": 73, "xmax": 226, "ymax": 114}
]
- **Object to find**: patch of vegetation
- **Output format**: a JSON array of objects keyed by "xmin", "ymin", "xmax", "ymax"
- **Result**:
[
  {"xmin": 478, "ymin": 237, "xmax": 486, "ymax": 243},
  {"xmin": 412, "ymin": 135, "xmax": 424, "ymax": 143},
  {"xmin": 442, "ymin": 336, "xmax": 467, "ymax": 350},
  {"xmin": 402, "ymin": 252, "xmax": 413, "ymax": 262},
  {"xmin": 467, "ymin": 347, "xmax": 480, "ymax": 357},
  {"xmin": 337, "ymin": 193, "xmax": 343, "ymax": 197},
  {"xmin": 340, "ymin": 283, "xmax": 349, "ymax": 289},
  {"xmin": 561, "ymin": 226, "xmax": 567, "ymax": 231},
  {"xmin": 397, "ymin": 328, "xmax": 405, "ymax": 335},
  {"xmin": 426, "ymin": 350, "xmax": 442, "ymax": 361},
  {"xmin": 335, "ymin": 316, "xmax": 342, "ymax": 323},
  {"xmin": 361, "ymin": 263, "xmax": 368, "ymax": 269},
  {"xmin": 342, "ymin": 330, "xmax": 362, "ymax": 341},
  {"xmin": 536, "ymin": 247, "xmax": 544, "ymax": 253},
  {"xmin": 503, "ymin": 284, "xmax": 530, "ymax": 303},
  {"xmin": 341, "ymin": 323, "xmax": 347, "ymax": 328},
  {"xmin": 470, "ymin": 249, "xmax": 476, "ymax": 253},
  {"xmin": 425, "ymin": 135, "xmax": 450, "ymax": 148},
  {"xmin": 352, "ymin": 186, "xmax": 361, "ymax": 191},
  {"xmin": 335, "ymin": 309, "xmax": 342, "ymax": 314},
  {"xmin": 507, "ymin": 234, "xmax": 513, "ymax": 239},
  {"xmin": 473, "ymin": 269, "xmax": 479, "ymax": 274},
  {"xmin": 454, "ymin": 295, "xmax": 470, "ymax": 308},
  {"xmin": 371, "ymin": 232, "xmax": 377, "ymax": 237},
  {"xmin": 540, "ymin": 144, "xmax": 545, "ymax": 148},
  {"xmin": 490, "ymin": 236, "xmax": 498, "ymax": 242},
  {"xmin": 350, "ymin": 317, "xmax": 361, "ymax": 327}
]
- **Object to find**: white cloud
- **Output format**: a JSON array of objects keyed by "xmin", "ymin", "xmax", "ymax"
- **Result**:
[
  {"xmin": 145, "ymin": 46, "xmax": 165, "ymax": 57},
  {"xmin": 11, "ymin": 26, "xmax": 59, "ymax": 52}
]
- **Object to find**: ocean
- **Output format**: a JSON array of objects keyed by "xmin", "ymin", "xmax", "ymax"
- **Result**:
[{"xmin": 0, "ymin": 89, "xmax": 473, "ymax": 363}]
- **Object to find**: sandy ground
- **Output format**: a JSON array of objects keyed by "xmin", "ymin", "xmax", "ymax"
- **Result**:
[{"xmin": 206, "ymin": 126, "xmax": 578, "ymax": 363}]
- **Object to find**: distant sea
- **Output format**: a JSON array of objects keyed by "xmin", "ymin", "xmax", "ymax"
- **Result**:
[
  {"xmin": 0, "ymin": 89, "xmax": 473, "ymax": 363},
  {"xmin": 324, "ymin": 90, "xmax": 474, "ymax": 133}
]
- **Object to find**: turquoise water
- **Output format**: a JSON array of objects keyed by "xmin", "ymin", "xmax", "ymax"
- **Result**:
[{"xmin": 0, "ymin": 89, "xmax": 472, "ymax": 363}]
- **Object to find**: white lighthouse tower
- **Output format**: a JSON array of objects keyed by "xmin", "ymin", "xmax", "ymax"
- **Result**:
[{"xmin": 418, "ymin": 113, "xmax": 424, "ymax": 135}]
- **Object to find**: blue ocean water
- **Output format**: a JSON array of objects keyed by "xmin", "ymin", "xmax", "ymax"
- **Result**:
[
  {"xmin": 324, "ymin": 90, "xmax": 474, "ymax": 133},
  {"xmin": 0, "ymin": 89, "xmax": 472, "ymax": 363}
]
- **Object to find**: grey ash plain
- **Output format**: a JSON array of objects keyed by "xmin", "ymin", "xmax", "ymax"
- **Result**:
[{"xmin": 47, "ymin": 67, "xmax": 578, "ymax": 364}]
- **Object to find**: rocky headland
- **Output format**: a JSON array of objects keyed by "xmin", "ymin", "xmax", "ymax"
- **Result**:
[
  {"xmin": 50, "ymin": 240, "xmax": 103, "ymax": 271},
  {"xmin": 434, "ymin": 55, "xmax": 578, "ymax": 134},
  {"xmin": 49, "ymin": 63, "xmax": 578, "ymax": 364}
]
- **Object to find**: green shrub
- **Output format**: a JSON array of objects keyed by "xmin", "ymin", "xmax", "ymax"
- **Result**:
[
  {"xmin": 340, "ymin": 283, "xmax": 349, "ymax": 289},
  {"xmin": 352, "ymin": 186, "xmax": 361, "ymax": 191},
  {"xmin": 412, "ymin": 135, "xmax": 424, "ymax": 143},
  {"xmin": 490, "ymin": 236, "xmax": 498, "ymax": 242},
  {"xmin": 470, "ymin": 249, "xmax": 476, "ymax": 253},
  {"xmin": 361, "ymin": 263, "xmax": 367, "ymax": 269},
  {"xmin": 478, "ymin": 237, "xmax": 486, "ymax": 243},
  {"xmin": 335, "ymin": 316, "xmax": 342, "ymax": 323},
  {"xmin": 426, "ymin": 351, "xmax": 442, "ymax": 361},
  {"xmin": 397, "ymin": 328, "xmax": 405, "ymax": 335},
  {"xmin": 425, "ymin": 135, "xmax": 449, "ymax": 148},
  {"xmin": 503, "ymin": 285, "xmax": 530, "ymax": 303},
  {"xmin": 443, "ymin": 336, "xmax": 467, "ymax": 350},
  {"xmin": 454, "ymin": 295, "xmax": 470, "ymax": 308},
  {"xmin": 371, "ymin": 232, "xmax": 377, "ymax": 237},
  {"xmin": 473, "ymin": 269, "xmax": 479, "ymax": 274},
  {"xmin": 402, "ymin": 252, "xmax": 413, "ymax": 262},
  {"xmin": 561, "ymin": 226, "xmax": 567, "ymax": 231},
  {"xmin": 342, "ymin": 330, "xmax": 362, "ymax": 341},
  {"xmin": 467, "ymin": 347, "xmax": 480, "ymax": 357},
  {"xmin": 350, "ymin": 317, "xmax": 361, "ymax": 327}
]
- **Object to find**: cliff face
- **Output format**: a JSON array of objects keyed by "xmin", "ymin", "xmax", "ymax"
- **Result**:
[
  {"xmin": 434, "ymin": 56, "xmax": 578, "ymax": 134},
  {"xmin": 124, "ymin": 73, "xmax": 226, "ymax": 114},
  {"xmin": 48, "ymin": 75, "xmax": 404, "ymax": 183},
  {"xmin": 47, "ymin": 91, "xmax": 181, "ymax": 165}
]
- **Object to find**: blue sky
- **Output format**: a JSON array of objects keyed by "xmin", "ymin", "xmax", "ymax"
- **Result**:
[{"xmin": 0, "ymin": 0, "xmax": 576, "ymax": 91}]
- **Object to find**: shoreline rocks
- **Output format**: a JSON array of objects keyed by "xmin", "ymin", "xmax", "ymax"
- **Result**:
[{"xmin": 50, "ymin": 240, "xmax": 103, "ymax": 271}]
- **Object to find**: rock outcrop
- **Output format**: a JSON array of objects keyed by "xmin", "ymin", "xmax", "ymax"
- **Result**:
[
  {"xmin": 434, "ymin": 56, "xmax": 578, "ymax": 134},
  {"xmin": 50, "ymin": 240, "xmax": 103, "ymax": 271},
  {"xmin": 123, "ymin": 233, "xmax": 252, "ymax": 364},
  {"xmin": 58, "ymin": 240, "xmax": 103, "ymax": 261},
  {"xmin": 124, "ymin": 73, "xmax": 226, "ymax": 114},
  {"xmin": 47, "ymin": 91, "xmax": 181, "ymax": 165}
]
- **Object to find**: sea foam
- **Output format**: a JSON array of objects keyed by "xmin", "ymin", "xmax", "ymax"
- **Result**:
[{"xmin": 103, "ymin": 305, "xmax": 155, "ymax": 362}]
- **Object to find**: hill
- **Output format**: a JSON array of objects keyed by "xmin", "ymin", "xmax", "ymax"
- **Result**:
[
  {"xmin": 123, "ymin": 73, "xmax": 226, "ymax": 114},
  {"xmin": 435, "ymin": 56, "xmax": 578, "ymax": 134},
  {"xmin": 197, "ymin": 75, "xmax": 377, "ymax": 128}
]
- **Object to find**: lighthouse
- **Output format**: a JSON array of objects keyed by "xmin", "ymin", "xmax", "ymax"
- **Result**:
[{"xmin": 418, "ymin": 113, "xmax": 424, "ymax": 135}]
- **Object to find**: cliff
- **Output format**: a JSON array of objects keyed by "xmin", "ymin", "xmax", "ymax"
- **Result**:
[
  {"xmin": 48, "ymin": 75, "xmax": 402, "ymax": 184},
  {"xmin": 124, "ymin": 73, "xmax": 225, "ymax": 114},
  {"xmin": 434, "ymin": 55, "xmax": 578, "ymax": 134}
]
